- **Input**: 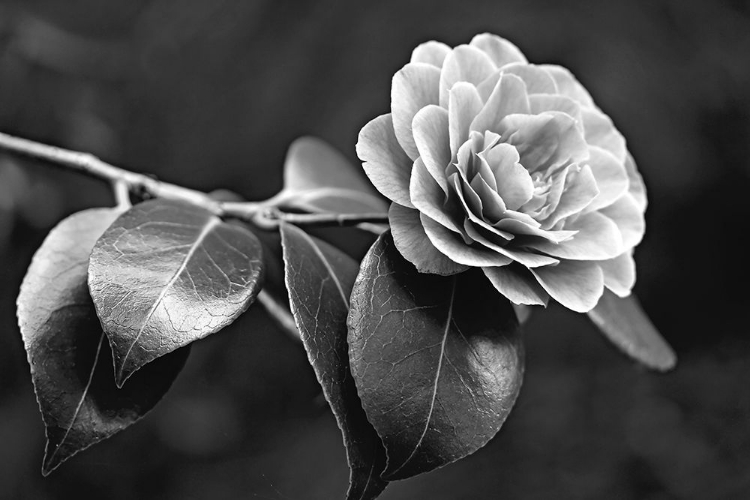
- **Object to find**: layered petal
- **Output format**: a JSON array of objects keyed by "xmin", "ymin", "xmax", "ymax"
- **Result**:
[
  {"xmin": 421, "ymin": 213, "xmax": 513, "ymax": 267},
  {"xmin": 498, "ymin": 112, "xmax": 589, "ymax": 172},
  {"xmin": 483, "ymin": 264, "xmax": 549, "ymax": 306},
  {"xmin": 410, "ymin": 40, "xmax": 451, "ymax": 67},
  {"xmin": 469, "ymin": 33, "xmax": 527, "ymax": 68},
  {"xmin": 531, "ymin": 260, "xmax": 604, "ymax": 312},
  {"xmin": 412, "ymin": 105, "xmax": 451, "ymax": 191},
  {"xmin": 599, "ymin": 251, "xmax": 636, "ymax": 297},
  {"xmin": 389, "ymin": 203, "xmax": 468, "ymax": 275},
  {"xmin": 357, "ymin": 114, "xmax": 414, "ymax": 207},
  {"xmin": 392, "ymin": 63, "xmax": 441, "ymax": 160},
  {"xmin": 439, "ymin": 45, "xmax": 496, "ymax": 106}
]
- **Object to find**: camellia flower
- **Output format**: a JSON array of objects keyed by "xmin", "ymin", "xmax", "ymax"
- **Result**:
[{"xmin": 357, "ymin": 33, "xmax": 647, "ymax": 313}]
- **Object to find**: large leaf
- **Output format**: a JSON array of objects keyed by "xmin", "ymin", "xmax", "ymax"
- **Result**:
[
  {"xmin": 348, "ymin": 231, "xmax": 524, "ymax": 480},
  {"xmin": 280, "ymin": 222, "xmax": 388, "ymax": 500},
  {"xmin": 269, "ymin": 136, "xmax": 389, "ymax": 214},
  {"xmin": 17, "ymin": 208, "xmax": 189, "ymax": 475},
  {"xmin": 88, "ymin": 199, "xmax": 264, "ymax": 386},
  {"xmin": 587, "ymin": 289, "xmax": 676, "ymax": 371}
]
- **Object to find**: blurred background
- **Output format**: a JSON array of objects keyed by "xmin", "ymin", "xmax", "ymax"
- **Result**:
[{"xmin": 1, "ymin": 0, "xmax": 749, "ymax": 498}]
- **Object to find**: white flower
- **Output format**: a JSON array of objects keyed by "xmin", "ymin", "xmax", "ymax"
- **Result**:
[{"xmin": 357, "ymin": 33, "xmax": 647, "ymax": 312}]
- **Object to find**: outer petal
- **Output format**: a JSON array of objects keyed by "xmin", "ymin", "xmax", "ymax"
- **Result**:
[
  {"xmin": 583, "ymin": 146, "xmax": 629, "ymax": 213},
  {"xmin": 389, "ymin": 203, "xmax": 468, "ymax": 275},
  {"xmin": 439, "ymin": 45, "xmax": 496, "ymax": 107},
  {"xmin": 357, "ymin": 114, "xmax": 414, "ymax": 208},
  {"xmin": 539, "ymin": 64, "xmax": 595, "ymax": 108},
  {"xmin": 392, "ymin": 63, "xmax": 441, "ymax": 160},
  {"xmin": 410, "ymin": 40, "xmax": 451, "ymax": 67},
  {"xmin": 469, "ymin": 33, "xmax": 527, "ymax": 68},
  {"xmin": 624, "ymin": 153, "xmax": 648, "ymax": 212},
  {"xmin": 410, "ymin": 157, "xmax": 460, "ymax": 231},
  {"xmin": 470, "ymin": 73, "xmax": 531, "ymax": 135},
  {"xmin": 600, "ymin": 194, "xmax": 645, "ymax": 249},
  {"xmin": 498, "ymin": 112, "xmax": 589, "ymax": 172},
  {"xmin": 531, "ymin": 260, "xmax": 604, "ymax": 313},
  {"xmin": 421, "ymin": 213, "xmax": 513, "ymax": 267},
  {"xmin": 501, "ymin": 63, "xmax": 557, "ymax": 94},
  {"xmin": 582, "ymin": 107, "xmax": 627, "ymax": 162},
  {"xmin": 412, "ymin": 105, "xmax": 451, "ymax": 191},
  {"xmin": 483, "ymin": 265, "xmax": 550, "ymax": 306},
  {"xmin": 599, "ymin": 251, "xmax": 636, "ymax": 297},
  {"xmin": 529, "ymin": 211, "xmax": 623, "ymax": 260},
  {"xmin": 448, "ymin": 82, "xmax": 484, "ymax": 158}
]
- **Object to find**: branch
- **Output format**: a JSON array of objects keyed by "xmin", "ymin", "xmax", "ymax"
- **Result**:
[{"xmin": 0, "ymin": 131, "xmax": 389, "ymax": 231}]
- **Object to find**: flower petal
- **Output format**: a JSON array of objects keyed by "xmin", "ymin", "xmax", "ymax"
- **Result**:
[
  {"xmin": 539, "ymin": 64, "xmax": 595, "ymax": 108},
  {"xmin": 495, "ymin": 216, "xmax": 576, "ymax": 243},
  {"xmin": 582, "ymin": 107, "xmax": 627, "ymax": 162},
  {"xmin": 469, "ymin": 172, "xmax": 507, "ymax": 222},
  {"xmin": 421, "ymin": 213, "xmax": 514, "ymax": 267},
  {"xmin": 481, "ymin": 143, "xmax": 534, "ymax": 210},
  {"xmin": 410, "ymin": 157, "xmax": 460, "ymax": 231},
  {"xmin": 625, "ymin": 153, "xmax": 648, "ymax": 212},
  {"xmin": 529, "ymin": 211, "xmax": 623, "ymax": 260},
  {"xmin": 502, "ymin": 63, "xmax": 557, "ymax": 94},
  {"xmin": 464, "ymin": 220, "xmax": 559, "ymax": 267},
  {"xmin": 410, "ymin": 40, "xmax": 451, "ymax": 68},
  {"xmin": 599, "ymin": 251, "xmax": 636, "ymax": 297},
  {"xmin": 583, "ymin": 146, "xmax": 629, "ymax": 213},
  {"xmin": 483, "ymin": 265, "xmax": 549, "ymax": 306},
  {"xmin": 392, "ymin": 63, "xmax": 441, "ymax": 160},
  {"xmin": 389, "ymin": 203, "xmax": 468, "ymax": 275},
  {"xmin": 469, "ymin": 33, "xmax": 527, "ymax": 68},
  {"xmin": 599, "ymin": 194, "xmax": 645, "ymax": 249},
  {"xmin": 439, "ymin": 45, "xmax": 496, "ymax": 107},
  {"xmin": 543, "ymin": 164, "xmax": 599, "ymax": 228},
  {"xmin": 528, "ymin": 94, "xmax": 583, "ymax": 129},
  {"xmin": 412, "ymin": 105, "xmax": 451, "ymax": 191},
  {"xmin": 357, "ymin": 114, "xmax": 414, "ymax": 208},
  {"xmin": 531, "ymin": 260, "xmax": 604, "ymax": 312},
  {"xmin": 498, "ymin": 112, "xmax": 589, "ymax": 172},
  {"xmin": 448, "ymin": 82, "xmax": 484, "ymax": 158},
  {"xmin": 470, "ymin": 73, "xmax": 531, "ymax": 135}
]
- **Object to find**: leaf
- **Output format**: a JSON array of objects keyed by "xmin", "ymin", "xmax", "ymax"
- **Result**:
[
  {"xmin": 270, "ymin": 136, "xmax": 389, "ymax": 215},
  {"xmin": 348, "ymin": 231, "xmax": 524, "ymax": 480},
  {"xmin": 280, "ymin": 222, "xmax": 388, "ymax": 500},
  {"xmin": 17, "ymin": 208, "xmax": 189, "ymax": 475},
  {"xmin": 587, "ymin": 289, "xmax": 676, "ymax": 371},
  {"xmin": 88, "ymin": 199, "xmax": 264, "ymax": 386}
]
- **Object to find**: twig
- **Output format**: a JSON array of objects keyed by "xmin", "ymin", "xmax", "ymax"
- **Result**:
[{"xmin": 0, "ymin": 130, "xmax": 389, "ymax": 229}]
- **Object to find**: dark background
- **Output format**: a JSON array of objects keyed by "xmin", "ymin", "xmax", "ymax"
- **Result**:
[{"xmin": 1, "ymin": 0, "xmax": 749, "ymax": 499}]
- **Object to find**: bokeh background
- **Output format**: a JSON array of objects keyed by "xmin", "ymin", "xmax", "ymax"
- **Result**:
[{"xmin": 1, "ymin": 0, "xmax": 749, "ymax": 498}]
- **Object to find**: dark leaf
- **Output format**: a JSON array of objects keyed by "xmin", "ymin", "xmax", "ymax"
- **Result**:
[
  {"xmin": 280, "ymin": 222, "xmax": 388, "ymax": 500},
  {"xmin": 88, "ymin": 199, "xmax": 264, "ymax": 386},
  {"xmin": 348, "ymin": 231, "xmax": 524, "ymax": 480},
  {"xmin": 270, "ymin": 136, "xmax": 388, "ymax": 215},
  {"xmin": 17, "ymin": 208, "xmax": 189, "ymax": 475},
  {"xmin": 587, "ymin": 289, "xmax": 676, "ymax": 371}
]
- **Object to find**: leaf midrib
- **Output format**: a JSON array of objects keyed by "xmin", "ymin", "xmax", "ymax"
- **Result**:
[
  {"xmin": 387, "ymin": 276, "xmax": 457, "ymax": 476},
  {"xmin": 118, "ymin": 216, "xmax": 219, "ymax": 380}
]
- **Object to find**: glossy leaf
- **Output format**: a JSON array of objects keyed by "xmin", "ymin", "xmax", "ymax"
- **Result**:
[
  {"xmin": 588, "ymin": 289, "xmax": 676, "ymax": 371},
  {"xmin": 280, "ymin": 222, "xmax": 388, "ymax": 500},
  {"xmin": 89, "ymin": 199, "xmax": 264, "ymax": 386},
  {"xmin": 270, "ymin": 136, "xmax": 389, "ymax": 215},
  {"xmin": 17, "ymin": 208, "xmax": 189, "ymax": 475},
  {"xmin": 348, "ymin": 231, "xmax": 524, "ymax": 480}
]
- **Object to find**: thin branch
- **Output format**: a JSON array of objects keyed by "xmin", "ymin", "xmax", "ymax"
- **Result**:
[{"xmin": 0, "ymin": 130, "xmax": 389, "ymax": 230}]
